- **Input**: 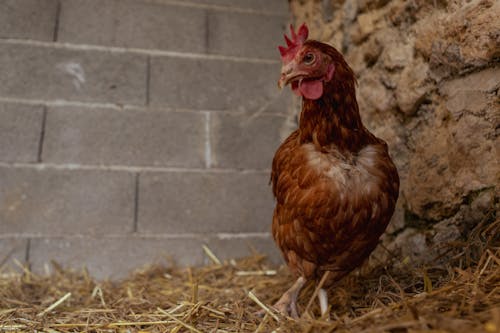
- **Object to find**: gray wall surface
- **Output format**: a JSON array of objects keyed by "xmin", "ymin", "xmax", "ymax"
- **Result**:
[{"xmin": 0, "ymin": 0, "xmax": 293, "ymax": 278}]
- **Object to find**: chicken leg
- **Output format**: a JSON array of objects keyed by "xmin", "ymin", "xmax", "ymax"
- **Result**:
[
  {"xmin": 318, "ymin": 288, "xmax": 330, "ymax": 319},
  {"xmin": 272, "ymin": 276, "xmax": 306, "ymax": 318}
]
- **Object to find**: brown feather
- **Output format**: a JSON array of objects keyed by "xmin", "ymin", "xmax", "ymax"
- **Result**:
[{"xmin": 271, "ymin": 40, "xmax": 399, "ymax": 285}]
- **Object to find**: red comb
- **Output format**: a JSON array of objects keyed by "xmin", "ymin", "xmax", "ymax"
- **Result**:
[{"xmin": 278, "ymin": 23, "xmax": 309, "ymax": 63}]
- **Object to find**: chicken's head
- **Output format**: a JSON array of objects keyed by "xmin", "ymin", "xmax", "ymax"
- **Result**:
[{"xmin": 277, "ymin": 24, "xmax": 337, "ymax": 100}]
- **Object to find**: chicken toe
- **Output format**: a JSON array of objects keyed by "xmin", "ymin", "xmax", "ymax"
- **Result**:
[{"xmin": 272, "ymin": 276, "xmax": 306, "ymax": 318}]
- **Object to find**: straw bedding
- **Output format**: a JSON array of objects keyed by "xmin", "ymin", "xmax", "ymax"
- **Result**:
[{"xmin": 1, "ymin": 220, "xmax": 498, "ymax": 333}]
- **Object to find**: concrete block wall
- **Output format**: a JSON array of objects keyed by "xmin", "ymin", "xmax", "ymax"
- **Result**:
[{"xmin": 0, "ymin": 0, "xmax": 293, "ymax": 278}]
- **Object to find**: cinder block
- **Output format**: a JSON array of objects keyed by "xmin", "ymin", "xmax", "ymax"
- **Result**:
[
  {"xmin": 210, "ymin": 113, "xmax": 291, "ymax": 169},
  {"xmin": 149, "ymin": 57, "xmax": 283, "ymax": 111},
  {"xmin": 58, "ymin": 0, "xmax": 206, "ymax": 53},
  {"xmin": 29, "ymin": 236, "xmax": 205, "ymax": 279},
  {"xmin": 0, "ymin": 238, "xmax": 28, "ymax": 271},
  {"xmin": 205, "ymin": 235, "xmax": 283, "ymax": 264},
  {"xmin": 0, "ymin": 0, "xmax": 58, "ymax": 41},
  {"xmin": 0, "ymin": 167, "xmax": 135, "ymax": 235},
  {"xmin": 190, "ymin": 0, "xmax": 288, "ymax": 14},
  {"xmin": 0, "ymin": 44, "xmax": 147, "ymax": 105},
  {"xmin": 0, "ymin": 103, "xmax": 44, "ymax": 163},
  {"xmin": 43, "ymin": 107, "xmax": 206, "ymax": 168},
  {"xmin": 208, "ymin": 11, "xmax": 285, "ymax": 59},
  {"xmin": 138, "ymin": 171, "xmax": 274, "ymax": 234}
]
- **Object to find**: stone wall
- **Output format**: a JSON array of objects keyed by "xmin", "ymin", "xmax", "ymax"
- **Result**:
[
  {"xmin": 290, "ymin": 0, "xmax": 499, "ymax": 264},
  {"xmin": 0, "ymin": 0, "xmax": 292, "ymax": 278}
]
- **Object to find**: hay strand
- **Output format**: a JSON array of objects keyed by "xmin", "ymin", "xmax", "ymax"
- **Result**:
[
  {"xmin": 248, "ymin": 291, "xmax": 280, "ymax": 322},
  {"xmin": 202, "ymin": 244, "xmax": 221, "ymax": 265},
  {"xmin": 157, "ymin": 307, "xmax": 203, "ymax": 333},
  {"xmin": 36, "ymin": 292, "xmax": 71, "ymax": 317}
]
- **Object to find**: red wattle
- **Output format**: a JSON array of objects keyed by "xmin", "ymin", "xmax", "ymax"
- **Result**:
[{"xmin": 299, "ymin": 80, "xmax": 324, "ymax": 100}]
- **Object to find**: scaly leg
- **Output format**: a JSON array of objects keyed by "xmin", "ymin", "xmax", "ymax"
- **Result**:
[
  {"xmin": 272, "ymin": 276, "xmax": 306, "ymax": 318},
  {"xmin": 317, "ymin": 288, "xmax": 330, "ymax": 319}
]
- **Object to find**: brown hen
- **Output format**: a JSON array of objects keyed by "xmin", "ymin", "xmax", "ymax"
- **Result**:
[{"xmin": 270, "ymin": 24, "xmax": 400, "ymax": 318}]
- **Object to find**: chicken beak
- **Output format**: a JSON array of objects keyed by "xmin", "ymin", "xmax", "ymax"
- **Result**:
[
  {"xmin": 278, "ymin": 75, "xmax": 288, "ymax": 90},
  {"xmin": 278, "ymin": 62, "xmax": 295, "ymax": 89}
]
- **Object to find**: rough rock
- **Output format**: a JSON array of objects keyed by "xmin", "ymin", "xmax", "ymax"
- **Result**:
[
  {"xmin": 395, "ymin": 58, "xmax": 431, "ymax": 115},
  {"xmin": 350, "ymin": 8, "xmax": 389, "ymax": 44},
  {"xmin": 357, "ymin": 12, "xmax": 376, "ymax": 38},
  {"xmin": 445, "ymin": 90, "xmax": 490, "ymax": 120},
  {"xmin": 381, "ymin": 42, "xmax": 413, "ymax": 69},
  {"xmin": 391, "ymin": 228, "xmax": 430, "ymax": 264},
  {"xmin": 404, "ymin": 112, "xmax": 498, "ymax": 221},
  {"xmin": 357, "ymin": 0, "xmax": 392, "ymax": 12},
  {"xmin": 414, "ymin": 0, "xmax": 500, "ymax": 79},
  {"xmin": 358, "ymin": 70, "xmax": 396, "ymax": 112},
  {"xmin": 440, "ymin": 67, "xmax": 500, "ymax": 119},
  {"xmin": 343, "ymin": 0, "xmax": 358, "ymax": 23},
  {"xmin": 439, "ymin": 67, "xmax": 500, "ymax": 95}
]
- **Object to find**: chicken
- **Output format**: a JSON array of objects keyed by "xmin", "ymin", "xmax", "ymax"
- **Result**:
[{"xmin": 269, "ymin": 24, "xmax": 400, "ymax": 318}]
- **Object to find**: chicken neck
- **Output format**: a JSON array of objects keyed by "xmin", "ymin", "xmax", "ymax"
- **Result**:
[{"xmin": 298, "ymin": 81, "xmax": 371, "ymax": 152}]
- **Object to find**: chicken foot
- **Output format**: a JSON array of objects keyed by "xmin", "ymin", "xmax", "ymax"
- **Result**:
[
  {"xmin": 271, "ymin": 276, "xmax": 306, "ymax": 318},
  {"xmin": 255, "ymin": 276, "xmax": 306, "ymax": 318}
]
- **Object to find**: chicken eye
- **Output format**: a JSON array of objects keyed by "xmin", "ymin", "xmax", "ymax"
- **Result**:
[{"xmin": 303, "ymin": 52, "xmax": 316, "ymax": 65}]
